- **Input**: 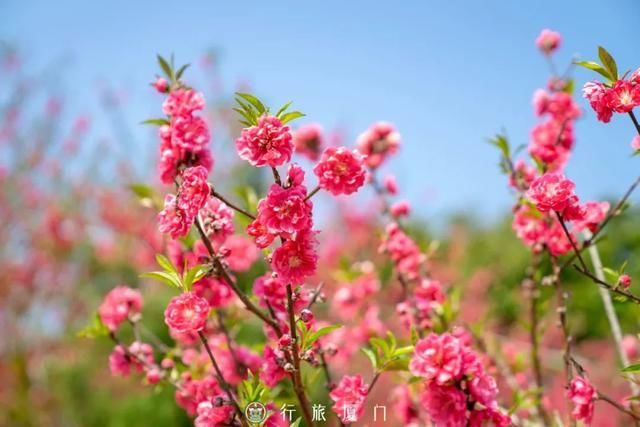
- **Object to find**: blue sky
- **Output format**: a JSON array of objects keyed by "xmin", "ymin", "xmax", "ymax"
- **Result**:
[{"xmin": 2, "ymin": 0, "xmax": 640, "ymax": 223}]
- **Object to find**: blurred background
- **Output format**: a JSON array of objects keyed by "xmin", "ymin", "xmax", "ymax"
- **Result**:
[{"xmin": 1, "ymin": 1, "xmax": 640, "ymax": 425}]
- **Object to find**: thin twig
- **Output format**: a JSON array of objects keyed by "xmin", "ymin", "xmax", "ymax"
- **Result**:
[
  {"xmin": 286, "ymin": 284, "xmax": 315, "ymax": 427},
  {"xmin": 198, "ymin": 331, "xmax": 248, "ymax": 427},
  {"xmin": 629, "ymin": 111, "xmax": 640, "ymax": 136},
  {"xmin": 598, "ymin": 392, "xmax": 640, "ymax": 421},
  {"xmin": 210, "ymin": 187, "xmax": 255, "ymax": 220},
  {"xmin": 573, "ymin": 265, "xmax": 640, "ymax": 304},
  {"xmin": 194, "ymin": 216, "xmax": 280, "ymax": 331}
]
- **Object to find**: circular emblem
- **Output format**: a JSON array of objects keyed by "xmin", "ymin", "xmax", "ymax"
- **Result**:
[{"xmin": 244, "ymin": 401, "xmax": 267, "ymax": 424}]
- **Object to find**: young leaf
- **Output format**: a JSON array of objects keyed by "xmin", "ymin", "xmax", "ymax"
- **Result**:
[
  {"xmin": 622, "ymin": 363, "xmax": 640, "ymax": 373},
  {"xmin": 361, "ymin": 347, "xmax": 378, "ymax": 371},
  {"xmin": 488, "ymin": 134, "xmax": 511, "ymax": 160},
  {"xmin": 279, "ymin": 111, "xmax": 305, "ymax": 124},
  {"xmin": 236, "ymin": 92, "xmax": 267, "ymax": 115},
  {"xmin": 275, "ymin": 101, "xmax": 293, "ymax": 118},
  {"xmin": 183, "ymin": 264, "xmax": 209, "ymax": 291},
  {"xmin": 157, "ymin": 55, "xmax": 174, "ymax": 82},
  {"xmin": 393, "ymin": 345, "xmax": 415, "ymax": 357},
  {"xmin": 156, "ymin": 254, "xmax": 178, "ymax": 273},
  {"xmin": 129, "ymin": 184, "xmax": 155, "ymax": 200},
  {"xmin": 574, "ymin": 60, "xmax": 611, "ymax": 80},
  {"xmin": 141, "ymin": 118, "xmax": 170, "ymax": 126},
  {"xmin": 290, "ymin": 418, "xmax": 302, "ymax": 427},
  {"xmin": 175, "ymin": 63, "xmax": 190, "ymax": 80},
  {"xmin": 77, "ymin": 313, "xmax": 109, "ymax": 339},
  {"xmin": 598, "ymin": 46, "xmax": 618, "ymax": 81},
  {"xmin": 140, "ymin": 271, "xmax": 183, "ymax": 290},
  {"xmin": 305, "ymin": 325, "xmax": 342, "ymax": 348}
]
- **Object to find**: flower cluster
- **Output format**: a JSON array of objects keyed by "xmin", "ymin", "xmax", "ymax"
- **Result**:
[
  {"xmin": 236, "ymin": 115, "xmax": 293, "ymax": 167},
  {"xmin": 410, "ymin": 332, "xmax": 510, "ymax": 426},
  {"xmin": 356, "ymin": 121, "xmax": 401, "ymax": 168},
  {"xmin": 98, "ymin": 286, "xmax": 143, "ymax": 331},
  {"xmin": 157, "ymin": 165, "xmax": 210, "ymax": 239},
  {"xmin": 583, "ymin": 73, "xmax": 640, "ymax": 123},
  {"xmin": 329, "ymin": 375, "xmax": 369, "ymax": 424},
  {"xmin": 313, "ymin": 147, "xmax": 367, "ymax": 195},
  {"xmin": 292, "ymin": 123, "xmax": 324, "ymax": 160},
  {"xmin": 379, "ymin": 223, "xmax": 425, "ymax": 280},
  {"xmin": 157, "ymin": 88, "xmax": 212, "ymax": 185},
  {"xmin": 535, "ymin": 29, "xmax": 561, "ymax": 55},
  {"xmin": 164, "ymin": 292, "xmax": 210, "ymax": 334},
  {"xmin": 567, "ymin": 376, "xmax": 597, "ymax": 424}
]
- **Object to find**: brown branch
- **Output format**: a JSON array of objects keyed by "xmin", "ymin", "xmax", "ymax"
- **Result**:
[
  {"xmin": 198, "ymin": 331, "xmax": 248, "ymax": 427},
  {"xmin": 598, "ymin": 392, "xmax": 640, "ymax": 421},
  {"xmin": 560, "ymin": 175, "xmax": 640, "ymax": 272},
  {"xmin": 573, "ymin": 265, "xmax": 640, "ymax": 305},
  {"xmin": 304, "ymin": 185, "xmax": 321, "ymax": 201},
  {"xmin": 210, "ymin": 187, "xmax": 255, "ymax": 220},
  {"xmin": 215, "ymin": 310, "xmax": 245, "ymax": 377},
  {"xmin": 194, "ymin": 217, "xmax": 279, "ymax": 331},
  {"xmin": 286, "ymin": 284, "xmax": 314, "ymax": 427},
  {"xmin": 629, "ymin": 111, "xmax": 640, "ymax": 136}
]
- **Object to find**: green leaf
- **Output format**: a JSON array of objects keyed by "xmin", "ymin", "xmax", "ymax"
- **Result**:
[
  {"xmin": 236, "ymin": 92, "xmax": 267, "ymax": 115},
  {"xmin": 183, "ymin": 264, "xmax": 209, "ymax": 292},
  {"xmin": 622, "ymin": 363, "xmax": 640, "ymax": 373},
  {"xmin": 306, "ymin": 325, "xmax": 342, "ymax": 349},
  {"xmin": 370, "ymin": 337, "xmax": 391, "ymax": 359},
  {"xmin": 157, "ymin": 55, "xmax": 174, "ymax": 82},
  {"xmin": 279, "ymin": 111, "xmax": 305, "ymax": 124},
  {"xmin": 77, "ymin": 313, "xmax": 109, "ymax": 339},
  {"xmin": 383, "ymin": 358, "xmax": 409, "ymax": 371},
  {"xmin": 290, "ymin": 418, "xmax": 302, "ymax": 427},
  {"xmin": 140, "ymin": 271, "xmax": 183, "ymax": 290},
  {"xmin": 275, "ymin": 101, "xmax": 293, "ymax": 118},
  {"xmin": 129, "ymin": 183, "xmax": 155, "ymax": 200},
  {"xmin": 361, "ymin": 347, "xmax": 378, "ymax": 371},
  {"xmin": 602, "ymin": 267, "xmax": 619, "ymax": 282},
  {"xmin": 393, "ymin": 345, "xmax": 415, "ymax": 357},
  {"xmin": 232, "ymin": 107, "xmax": 256, "ymax": 126},
  {"xmin": 488, "ymin": 134, "xmax": 510, "ymax": 159},
  {"xmin": 175, "ymin": 63, "xmax": 190, "ymax": 80},
  {"xmin": 598, "ymin": 46, "xmax": 618, "ymax": 81},
  {"xmin": 574, "ymin": 60, "xmax": 611, "ymax": 81},
  {"xmin": 156, "ymin": 254, "xmax": 177, "ymax": 273},
  {"xmin": 141, "ymin": 118, "xmax": 170, "ymax": 126}
]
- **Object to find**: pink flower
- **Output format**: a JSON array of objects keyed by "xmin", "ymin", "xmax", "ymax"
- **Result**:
[
  {"xmin": 99, "ymin": 286, "xmax": 143, "ymax": 331},
  {"xmin": 164, "ymin": 292, "xmax": 210, "ymax": 334},
  {"xmin": 235, "ymin": 115, "xmax": 293, "ymax": 167},
  {"xmin": 632, "ymin": 135, "xmax": 640, "ymax": 152},
  {"xmin": 469, "ymin": 409, "xmax": 511, "ymax": 427},
  {"xmin": 619, "ymin": 274, "xmax": 632, "ymax": 289},
  {"xmin": 391, "ymin": 385, "xmax": 419, "ymax": 425},
  {"xmin": 384, "ymin": 175, "xmax": 398, "ymax": 194},
  {"xmin": 201, "ymin": 198, "xmax": 235, "ymax": 245},
  {"xmin": 512, "ymin": 205, "xmax": 547, "ymax": 249},
  {"xmin": 178, "ymin": 166, "xmax": 210, "ymax": 216},
  {"xmin": 583, "ymin": 82, "xmax": 614, "ymax": 123},
  {"xmin": 256, "ymin": 184, "xmax": 313, "ymax": 236},
  {"xmin": 610, "ymin": 80, "xmax": 640, "ymax": 113},
  {"xmin": 410, "ymin": 333, "xmax": 463, "ymax": 384},
  {"xmin": 193, "ymin": 277, "xmax": 234, "ymax": 309},
  {"xmin": 109, "ymin": 345, "xmax": 132, "ymax": 377},
  {"xmin": 271, "ymin": 229, "xmax": 318, "ymax": 285},
  {"xmin": 545, "ymin": 219, "xmax": 574, "ymax": 257},
  {"xmin": 169, "ymin": 114, "xmax": 210, "ymax": 152},
  {"xmin": 194, "ymin": 401, "xmax": 234, "ymax": 427},
  {"xmin": 247, "ymin": 218, "xmax": 276, "ymax": 249},
  {"xmin": 221, "ymin": 234, "xmax": 258, "ymax": 272},
  {"xmin": 574, "ymin": 201, "xmax": 609, "ymax": 233},
  {"xmin": 535, "ymin": 29, "xmax": 561, "ymax": 54},
  {"xmin": 153, "ymin": 77, "xmax": 169, "ymax": 93},
  {"xmin": 286, "ymin": 163, "xmax": 306, "ymax": 187},
  {"xmin": 313, "ymin": 147, "xmax": 367, "ymax": 195},
  {"xmin": 528, "ymin": 120, "xmax": 573, "ymax": 170},
  {"xmin": 533, "ymin": 89, "xmax": 549, "ymax": 116},
  {"xmin": 379, "ymin": 223, "xmax": 425, "ymax": 280},
  {"xmin": 509, "ymin": 160, "xmax": 538, "ymax": 190},
  {"xmin": 108, "ymin": 342, "xmax": 153, "ymax": 377},
  {"xmin": 527, "ymin": 173, "xmax": 576, "ymax": 213},
  {"xmin": 390, "ymin": 200, "xmax": 411, "ymax": 218},
  {"xmin": 158, "ymin": 194, "xmax": 193, "ymax": 238},
  {"xmin": 468, "ymin": 374, "xmax": 499, "ymax": 407},
  {"xmin": 329, "ymin": 375, "xmax": 369, "ymax": 424},
  {"xmin": 567, "ymin": 376, "xmax": 597, "ymax": 424},
  {"xmin": 162, "ymin": 88, "xmax": 206, "ymax": 116},
  {"xmin": 260, "ymin": 346, "xmax": 287, "ymax": 387},
  {"xmin": 292, "ymin": 123, "xmax": 324, "ymax": 160},
  {"xmin": 356, "ymin": 121, "xmax": 401, "ymax": 168},
  {"xmin": 421, "ymin": 383, "xmax": 467, "ymax": 427}
]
